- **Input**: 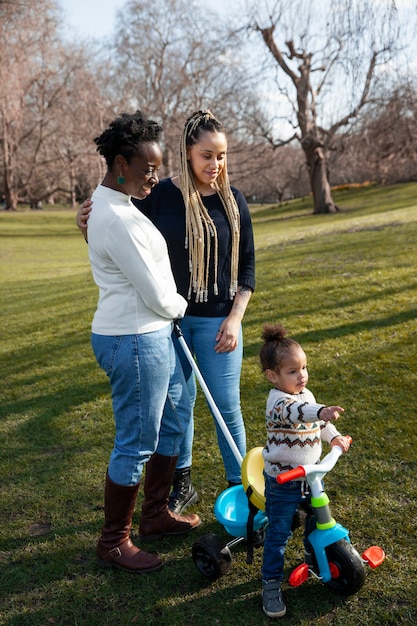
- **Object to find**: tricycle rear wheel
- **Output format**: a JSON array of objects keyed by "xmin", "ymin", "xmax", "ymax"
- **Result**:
[{"xmin": 192, "ymin": 533, "xmax": 233, "ymax": 580}]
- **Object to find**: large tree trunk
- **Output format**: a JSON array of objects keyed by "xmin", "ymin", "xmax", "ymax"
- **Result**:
[
  {"xmin": 302, "ymin": 135, "xmax": 338, "ymax": 214},
  {"xmin": 2, "ymin": 123, "xmax": 17, "ymax": 210},
  {"xmin": 3, "ymin": 165, "xmax": 18, "ymax": 211}
]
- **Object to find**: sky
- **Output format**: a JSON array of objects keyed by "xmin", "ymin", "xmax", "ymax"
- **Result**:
[
  {"xmin": 58, "ymin": 1, "xmax": 416, "ymax": 43},
  {"xmin": 58, "ymin": 0, "xmax": 227, "ymax": 39},
  {"xmin": 58, "ymin": 0, "xmax": 124, "ymax": 39}
]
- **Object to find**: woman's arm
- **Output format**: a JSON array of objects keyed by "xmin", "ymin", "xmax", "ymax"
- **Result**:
[{"xmin": 215, "ymin": 285, "xmax": 252, "ymax": 353}]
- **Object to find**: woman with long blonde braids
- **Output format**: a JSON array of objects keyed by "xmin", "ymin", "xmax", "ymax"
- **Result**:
[{"xmin": 77, "ymin": 110, "xmax": 255, "ymax": 515}]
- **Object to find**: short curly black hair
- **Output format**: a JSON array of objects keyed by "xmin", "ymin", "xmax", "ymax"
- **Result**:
[{"xmin": 94, "ymin": 110, "xmax": 163, "ymax": 169}]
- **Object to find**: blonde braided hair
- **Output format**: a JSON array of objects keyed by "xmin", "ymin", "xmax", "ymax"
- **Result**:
[{"xmin": 179, "ymin": 110, "xmax": 240, "ymax": 303}]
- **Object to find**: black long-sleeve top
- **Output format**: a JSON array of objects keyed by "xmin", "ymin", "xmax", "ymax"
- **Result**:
[{"xmin": 134, "ymin": 178, "xmax": 255, "ymax": 317}]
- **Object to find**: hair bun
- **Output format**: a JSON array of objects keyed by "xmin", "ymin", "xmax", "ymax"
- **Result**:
[{"xmin": 261, "ymin": 323, "xmax": 288, "ymax": 342}]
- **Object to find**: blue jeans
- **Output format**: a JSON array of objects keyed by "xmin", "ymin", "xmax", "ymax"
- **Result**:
[
  {"xmin": 91, "ymin": 325, "xmax": 190, "ymax": 486},
  {"xmin": 174, "ymin": 315, "xmax": 246, "ymax": 484},
  {"xmin": 262, "ymin": 474, "xmax": 315, "ymax": 582}
]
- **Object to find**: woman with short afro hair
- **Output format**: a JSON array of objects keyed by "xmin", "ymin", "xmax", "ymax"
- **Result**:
[{"xmin": 87, "ymin": 111, "xmax": 200, "ymax": 575}]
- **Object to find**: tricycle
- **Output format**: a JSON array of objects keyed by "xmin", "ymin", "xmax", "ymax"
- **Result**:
[
  {"xmin": 192, "ymin": 442, "xmax": 384, "ymax": 593},
  {"xmin": 173, "ymin": 322, "xmax": 385, "ymax": 592}
]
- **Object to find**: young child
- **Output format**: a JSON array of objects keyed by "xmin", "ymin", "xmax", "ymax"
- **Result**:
[{"xmin": 259, "ymin": 323, "xmax": 351, "ymax": 618}]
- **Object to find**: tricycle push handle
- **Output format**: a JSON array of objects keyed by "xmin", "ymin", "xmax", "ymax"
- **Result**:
[
  {"xmin": 277, "ymin": 466, "xmax": 306, "ymax": 484},
  {"xmin": 172, "ymin": 320, "xmax": 243, "ymax": 467}
]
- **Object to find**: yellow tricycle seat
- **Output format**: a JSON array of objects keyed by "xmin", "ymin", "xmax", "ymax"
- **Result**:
[{"xmin": 241, "ymin": 446, "xmax": 266, "ymax": 512}]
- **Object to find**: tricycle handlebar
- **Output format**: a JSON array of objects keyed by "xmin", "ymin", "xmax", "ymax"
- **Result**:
[
  {"xmin": 276, "ymin": 437, "xmax": 352, "ymax": 485},
  {"xmin": 277, "ymin": 466, "xmax": 306, "ymax": 484}
]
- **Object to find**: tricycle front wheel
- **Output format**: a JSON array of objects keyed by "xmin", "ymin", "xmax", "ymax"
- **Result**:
[{"xmin": 324, "ymin": 539, "xmax": 366, "ymax": 595}]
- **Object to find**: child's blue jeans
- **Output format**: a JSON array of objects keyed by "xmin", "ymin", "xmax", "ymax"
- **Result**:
[{"xmin": 262, "ymin": 473, "xmax": 315, "ymax": 581}]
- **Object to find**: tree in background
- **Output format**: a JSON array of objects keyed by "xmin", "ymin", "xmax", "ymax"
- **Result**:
[
  {"xmin": 354, "ymin": 83, "xmax": 417, "ymax": 185},
  {"xmin": 107, "ymin": 0, "xmax": 264, "ymax": 181},
  {"xmin": 0, "ymin": 0, "xmax": 416, "ymax": 209},
  {"xmin": 243, "ymin": 0, "xmax": 403, "ymax": 213},
  {"xmin": 0, "ymin": 0, "xmax": 104, "ymax": 209}
]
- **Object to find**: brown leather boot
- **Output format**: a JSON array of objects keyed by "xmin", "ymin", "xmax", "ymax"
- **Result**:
[
  {"xmin": 139, "ymin": 453, "xmax": 202, "ymax": 542},
  {"xmin": 97, "ymin": 472, "xmax": 163, "ymax": 573}
]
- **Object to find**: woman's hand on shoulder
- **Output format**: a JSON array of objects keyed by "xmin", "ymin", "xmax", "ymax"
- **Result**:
[{"xmin": 76, "ymin": 198, "xmax": 93, "ymax": 240}]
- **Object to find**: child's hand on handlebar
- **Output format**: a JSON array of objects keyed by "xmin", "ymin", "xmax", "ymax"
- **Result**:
[
  {"xmin": 330, "ymin": 435, "xmax": 351, "ymax": 453},
  {"xmin": 319, "ymin": 405, "xmax": 344, "ymax": 422}
]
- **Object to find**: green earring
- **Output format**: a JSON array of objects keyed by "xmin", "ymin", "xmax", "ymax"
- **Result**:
[{"xmin": 117, "ymin": 174, "xmax": 125, "ymax": 185}]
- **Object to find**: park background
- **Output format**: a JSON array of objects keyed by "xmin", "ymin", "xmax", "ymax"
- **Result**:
[
  {"xmin": 2, "ymin": 0, "xmax": 417, "ymax": 213},
  {"xmin": 1, "ymin": 1, "xmax": 417, "ymax": 624}
]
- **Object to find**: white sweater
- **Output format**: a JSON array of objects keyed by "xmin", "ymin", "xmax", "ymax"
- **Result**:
[
  {"xmin": 263, "ymin": 386, "xmax": 341, "ymax": 479},
  {"xmin": 88, "ymin": 185, "xmax": 187, "ymax": 335}
]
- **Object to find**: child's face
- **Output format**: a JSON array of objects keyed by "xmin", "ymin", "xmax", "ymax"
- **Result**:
[{"xmin": 267, "ymin": 346, "xmax": 309, "ymax": 395}]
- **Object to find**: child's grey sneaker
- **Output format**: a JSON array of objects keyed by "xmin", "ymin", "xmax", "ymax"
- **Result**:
[{"xmin": 262, "ymin": 579, "xmax": 286, "ymax": 618}]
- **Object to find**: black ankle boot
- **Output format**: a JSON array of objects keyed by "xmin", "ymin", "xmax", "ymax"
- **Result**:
[{"xmin": 168, "ymin": 467, "xmax": 199, "ymax": 515}]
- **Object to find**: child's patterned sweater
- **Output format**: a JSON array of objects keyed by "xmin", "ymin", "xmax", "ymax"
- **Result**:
[{"xmin": 263, "ymin": 387, "xmax": 341, "ymax": 479}]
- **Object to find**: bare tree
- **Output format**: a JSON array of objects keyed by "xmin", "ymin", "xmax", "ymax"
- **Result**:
[
  {"xmin": 242, "ymin": 0, "xmax": 403, "ymax": 213},
  {"xmin": 45, "ymin": 49, "xmax": 111, "ymax": 207},
  {"xmin": 329, "ymin": 81, "xmax": 417, "ymax": 186},
  {"xmin": 105, "ymin": 0, "xmax": 261, "ymax": 180},
  {"xmin": 1, "ymin": 0, "xmax": 415, "ymax": 209},
  {"xmin": 0, "ymin": 0, "xmax": 105, "ymax": 209}
]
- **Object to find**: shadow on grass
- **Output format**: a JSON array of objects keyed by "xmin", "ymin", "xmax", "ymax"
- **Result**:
[
  {"xmin": 244, "ymin": 305, "xmax": 417, "ymax": 358},
  {"xmin": 0, "ymin": 523, "xmax": 349, "ymax": 626}
]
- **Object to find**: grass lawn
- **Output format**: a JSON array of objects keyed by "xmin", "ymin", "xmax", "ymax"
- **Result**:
[{"xmin": 1, "ymin": 183, "xmax": 416, "ymax": 625}]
